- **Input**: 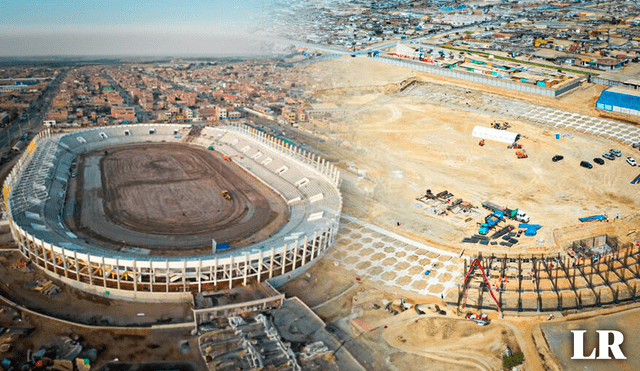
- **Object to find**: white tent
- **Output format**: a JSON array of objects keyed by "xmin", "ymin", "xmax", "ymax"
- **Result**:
[{"xmin": 472, "ymin": 126, "xmax": 520, "ymax": 144}]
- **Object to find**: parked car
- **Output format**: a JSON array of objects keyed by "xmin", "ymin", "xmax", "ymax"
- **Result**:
[
  {"xmin": 580, "ymin": 161, "xmax": 593, "ymax": 169},
  {"xmin": 603, "ymin": 153, "xmax": 615, "ymax": 161},
  {"xmin": 610, "ymin": 149, "xmax": 622, "ymax": 157},
  {"xmin": 552, "ymin": 155, "xmax": 564, "ymax": 162},
  {"xmin": 593, "ymin": 158, "xmax": 605, "ymax": 165},
  {"xmin": 627, "ymin": 157, "xmax": 637, "ymax": 167}
]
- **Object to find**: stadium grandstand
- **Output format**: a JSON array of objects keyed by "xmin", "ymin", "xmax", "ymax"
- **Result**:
[{"xmin": 3, "ymin": 124, "xmax": 342, "ymax": 302}]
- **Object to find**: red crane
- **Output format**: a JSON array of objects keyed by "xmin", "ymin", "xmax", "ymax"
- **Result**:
[{"xmin": 460, "ymin": 258, "xmax": 502, "ymax": 312}]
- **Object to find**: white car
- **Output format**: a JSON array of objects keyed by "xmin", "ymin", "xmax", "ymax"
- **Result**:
[{"xmin": 627, "ymin": 157, "xmax": 637, "ymax": 167}]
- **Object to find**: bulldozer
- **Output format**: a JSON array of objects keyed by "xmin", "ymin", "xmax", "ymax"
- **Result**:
[{"xmin": 221, "ymin": 190, "xmax": 232, "ymax": 200}]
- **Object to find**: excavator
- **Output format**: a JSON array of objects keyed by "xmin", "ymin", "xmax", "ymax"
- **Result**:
[{"xmin": 221, "ymin": 190, "xmax": 232, "ymax": 200}]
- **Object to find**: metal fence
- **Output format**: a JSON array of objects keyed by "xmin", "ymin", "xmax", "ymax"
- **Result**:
[
  {"xmin": 375, "ymin": 56, "xmax": 583, "ymax": 97},
  {"xmin": 591, "ymin": 77, "xmax": 640, "ymax": 90}
]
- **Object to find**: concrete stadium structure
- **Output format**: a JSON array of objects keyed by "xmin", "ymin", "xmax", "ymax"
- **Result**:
[{"xmin": 3, "ymin": 124, "xmax": 342, "ymax": 302}]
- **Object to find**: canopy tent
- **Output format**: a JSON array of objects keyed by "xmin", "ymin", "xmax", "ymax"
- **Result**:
[{"xmin": 472, "ymin": 126, "xmax": 520, "ymax": 144}]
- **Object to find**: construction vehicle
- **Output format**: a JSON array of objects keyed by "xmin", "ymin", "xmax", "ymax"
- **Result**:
[
  {"xmin": 491, "ymin": 121, "xmax": 511, "ymax": 130},
  {"xmin": 479, "ymin": 211, "xmax": 503, "ymax": 235},
  {"xmin": 482, "ymin": 201, "xmax": 503, "ymax": 213},
  {"xmin": 479, "ymin": 139, "xmax": 485, "ymax": 146},
  {"xmin": 504, "ymin": 208, "xmax": 530, "ymax": 223},
  {"xmin": 222, "ymin": 155, "xmax": 242, "ymax": 162},
  {"xmin": 221, "ymin": 190, "xmax": 231, "ymax": 200},
  {"xmin": 515, "ymin": 149, "xmax": 528, "ymax": 159}
]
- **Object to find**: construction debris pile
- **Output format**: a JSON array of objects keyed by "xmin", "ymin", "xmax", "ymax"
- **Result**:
[
  {"xmin": 27, "ymin": 279, "xmax": 61, "ymax": 296},
  {"xmin": 0, "ymin": 333, "xmax": 94, "ymax": 371},
  {"xmin": 416, "ymin": 189, "xmax": 482, "ymax": 224},
  {"xmin": 199, "ymin": 314, "xmax": 330, "ymax": 371}
]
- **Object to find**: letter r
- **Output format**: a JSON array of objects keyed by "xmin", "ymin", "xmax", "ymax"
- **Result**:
[{"xmin": 597, "ymin": 330, "xmax": 626, "ymax": 359}]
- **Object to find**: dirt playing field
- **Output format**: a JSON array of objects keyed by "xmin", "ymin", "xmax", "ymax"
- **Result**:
[{"xmin": 68, "ymin": 143, "xmax": 289, "ymax": 255}]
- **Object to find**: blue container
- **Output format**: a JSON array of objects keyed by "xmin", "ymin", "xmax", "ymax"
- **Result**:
[{"xmin": 556, "ymin": 133, "xmax": 560, "ymax": 139}]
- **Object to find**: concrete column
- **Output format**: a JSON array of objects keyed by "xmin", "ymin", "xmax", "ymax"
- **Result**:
[
  {"xmin": 87, "ymin": 254, "xmax": 93, "ymax": 286},
  {"xmin": 182, "ymin": 260, "xmax": 186, "ymax": 292},
  {"xmin": 257, "ymin": 250, "xmax": 263, "ymax": 282},
  {"xmin": 61, "ymin": 248, "xmax": 68, "ymax": 278},
  {"xmin": 197, "ymin": 259, "xmax": 202, "ymax": 293},
  {"xmin": 301, "ymin": 236, "xmax": 309, "ymax": 266},
  {"xmin": 165, "ymin": 260, "xmax": 170, "ymax": 292},
  {"xmin": 292, "ymin": 239, "xmax": 299, "ymax": 270},
  {"xmin": 243, "ymin": 253, "xmax": 248, "ymax": 286},
  {"xmin": 214, "ymin": 257, "xmax": 218, "ymax": 286},
  {"xmin": 74, "ymin": 251, "xmax": 80, "ymax": 283},
  {"xmin": 133, "ymin": 259, "xmax": 138, "ymax": 292},
  {"xmin": 102, "ymin": 257, "xmax": 107, "ymax": 288},
  {"xmin": 281, "ymin": 245, "xmax": 288, "ymax": 275},
  {"xmin": 313, "ymin": 231, "xmax": 321, "ymax": 259},
  {"xmin": 149, "ymin": 261, "xmax": 154, "ymax": 293},
  {"xmin": 229, "ymin": 255, "xmax": 234, "ymax": 289},
  {"xmin": 39, "ymin": 240, "xmax": 46, "ymax": 267},
  {"xmin": 116, "ymin": 258, "xmax": 121, "ymax": 290},
  {"xmin": 269, "ymin": 247, "xmax": 275, "ymax": 279}
]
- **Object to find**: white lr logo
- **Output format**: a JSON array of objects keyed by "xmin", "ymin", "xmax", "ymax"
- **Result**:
[{"xmin": 571, "ymin": 330, "xmax": 626, "ymax": 360}]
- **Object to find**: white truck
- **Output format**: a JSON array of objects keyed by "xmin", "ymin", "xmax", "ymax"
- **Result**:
[{"xmin": 516, "ymin": 210, "xmax": 530, "ymax": 223}]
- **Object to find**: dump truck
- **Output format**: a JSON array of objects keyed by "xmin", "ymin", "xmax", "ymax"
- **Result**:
[{"xmin": 221, "ymin": 190, "xmax": 231, "ymax": 200}]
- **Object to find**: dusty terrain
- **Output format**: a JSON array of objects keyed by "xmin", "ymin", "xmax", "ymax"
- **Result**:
[
  {"xmin": 0, "ymin": 251, "xmax": 192, "ymax": 327},
  {"xmin": 538, "ymin": 305, "xmax": 640, "ymax": 371},
  {"xmin": 0, "ymin": 304, "xmax": 204, "ymax": 369},
  {"xmin": 68, "ymin": 143, "xmax": 289, "ymax": 254},
  {"xmin": 281, "ymin": 261, "xmax": 522, "ymax": 371},
  {"xmin": 301, "ymin": 57, "xmax": 640, "ymax": 254}
]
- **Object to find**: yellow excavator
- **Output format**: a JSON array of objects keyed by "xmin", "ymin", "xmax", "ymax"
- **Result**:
[{"xmin": 222, "ymin": 190, "xmax": 232, "ymax": 200}]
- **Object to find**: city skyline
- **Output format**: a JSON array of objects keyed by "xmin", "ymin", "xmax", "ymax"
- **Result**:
[{"xmin": 0, "ymin": 0, "xmax": 275, "ymax": 56}]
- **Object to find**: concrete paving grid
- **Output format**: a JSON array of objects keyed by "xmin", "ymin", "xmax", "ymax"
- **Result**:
[
  {"xmin": 328, "ymin": 215, "xmax": 463, "ymax": 297},
  {"xmin": 406, "ymin": 86, "xmax": 640, "ymax": 146}
]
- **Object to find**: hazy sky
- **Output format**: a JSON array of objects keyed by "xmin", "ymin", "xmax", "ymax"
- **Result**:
[{"xmin": 0, "ymin": 0, "xmax": 278, "ymax": 56}]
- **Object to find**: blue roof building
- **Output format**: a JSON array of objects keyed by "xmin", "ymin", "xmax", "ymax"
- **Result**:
[{"xmin": 596, "ymin": 86, "xmax": 640, "ymax": 117}]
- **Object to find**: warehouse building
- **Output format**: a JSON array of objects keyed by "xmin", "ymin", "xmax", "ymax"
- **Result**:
[{"xmin": 596, "ymin": 86, "xmax": 640, "ymax": 117}]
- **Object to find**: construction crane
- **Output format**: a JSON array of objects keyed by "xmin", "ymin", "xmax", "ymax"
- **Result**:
[{"xmin": 459, "ymin": 258, "xmax": 502, "ymax": 313}]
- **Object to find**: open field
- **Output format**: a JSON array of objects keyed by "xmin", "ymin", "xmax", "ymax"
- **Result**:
[
  {"xmin": 302, "ymin": 57, "xmax": 640, "ymax": 254},
  {"xmin": 69, "ymin": 143, "xmax": 289, "ymax": 255}
]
